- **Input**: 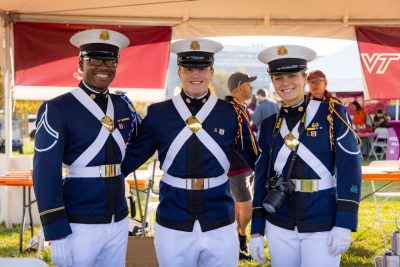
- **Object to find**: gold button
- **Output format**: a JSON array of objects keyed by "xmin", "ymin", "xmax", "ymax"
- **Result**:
[
  {"xmin": 298, "ymin": 106, "xmax": 304, "ymax": 112},
  {"xmin": 185, "ymin": 98, "xmax": 191, "ymax": 104},
  {"xmin": 284, "ymin": 108, "xmax": 289, "ymax": 113},
  {"xmin": 90, "ymin": 94, "xmax": 96, "ymax": 99},
  {"xmin": 201, "ymin": 98, "xmax": 207, "ymax": 104}
]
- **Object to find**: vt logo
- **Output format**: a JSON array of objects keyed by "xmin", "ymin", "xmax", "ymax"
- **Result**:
[{"xmin": 360, "ymin": 53, "xmax": 400, "ymax": 74}]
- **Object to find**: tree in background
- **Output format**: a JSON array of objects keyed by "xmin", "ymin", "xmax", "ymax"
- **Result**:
[
  {"xmin": 211, "ymin": 69, "xmax": 230, "ymax": 99},
  {"xmin": 14, "ymin": 100, "xmax": 43, "ymax": 137}
]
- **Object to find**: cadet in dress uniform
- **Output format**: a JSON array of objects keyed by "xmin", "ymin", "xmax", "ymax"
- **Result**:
[
  {"xmin": 122, "ymin": 39, "xmax": 258, "ymax": 267},
  {"xmin": 249, "ymin": 45, "xmax": 362, "ymax": 267},
  {"xmin": 33, "ymin": 29, "xmax": 138, "ymax": 267}
]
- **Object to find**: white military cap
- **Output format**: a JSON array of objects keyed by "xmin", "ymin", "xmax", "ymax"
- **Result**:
[
  {"xmin": 170, "ymin": 39, "xmax": 223, "ymax": 68},
  {"xmin": 258, "ymin": 45, "xmax": 317, "ymax": 75},
  {"xmin": 70, "ymin": 29, "xmax": 130, "ymax": 59}
]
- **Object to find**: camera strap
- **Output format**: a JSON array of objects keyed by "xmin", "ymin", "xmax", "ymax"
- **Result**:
[{"xmin": 265, "ymin": 97, "xmax": 309, "ymax": 189}]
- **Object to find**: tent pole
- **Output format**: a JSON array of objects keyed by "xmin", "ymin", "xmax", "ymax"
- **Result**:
[
  {"xmin": 3, "ymin": 13, "xmax": 13, "ymax": 171},
  {"xmin": 2, "ymin": 12, "xmax": 14, "ymax": 228}
]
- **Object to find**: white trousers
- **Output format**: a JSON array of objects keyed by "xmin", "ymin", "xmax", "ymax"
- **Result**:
[
  {"xmin": 265, "ymin": 220, "xmax": 341, "ymax": 267},
  {"xmin": 68, "ymin": 216, "xmax": 128, "ymax": 267},
  {"xmin": 154, "ymin": 221, "xmax": 239, "ymax": 267}
]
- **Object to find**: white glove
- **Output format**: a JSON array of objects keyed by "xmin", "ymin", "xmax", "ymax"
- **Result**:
[
  {"xmin": 326, "ymin": 226, "xmax": 351, "ymax": 256},
  {"xmin": 249, "ymin": 236, "xmax": 266, "ymax": 264},
  {"xmin": 50, "ymin": 238, "xmax": 74, "ymax": 267}
]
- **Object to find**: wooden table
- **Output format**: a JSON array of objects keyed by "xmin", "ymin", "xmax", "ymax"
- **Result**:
[{"xmin": 0, "ymin": 171, "xmax": 34, "ymax": 253}]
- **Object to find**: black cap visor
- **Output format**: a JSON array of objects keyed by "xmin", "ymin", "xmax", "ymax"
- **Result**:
[
  {"xmin": 80, "ymin": 43, "xmax": 119, "ymax": 59},
  {"xmin": 177, "ymin": 51, "xmax": 214, "ymax": 68},
  {"xmin": 268, "ymin": 58, "xmax": 307, "ymax": 75}
]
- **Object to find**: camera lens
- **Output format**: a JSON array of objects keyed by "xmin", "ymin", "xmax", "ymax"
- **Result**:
[{"xmin": 262, "ymin": 189, "xmax": 286, "ymax": 213}]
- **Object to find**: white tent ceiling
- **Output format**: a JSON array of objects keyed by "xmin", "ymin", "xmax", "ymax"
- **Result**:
[{"xmin": 2, "ymin": 0, "xmax": 400, "ymax": 39}]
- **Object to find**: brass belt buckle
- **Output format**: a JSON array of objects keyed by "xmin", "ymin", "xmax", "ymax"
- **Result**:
[
  {"xmin": 103, "ymin": 164, "xmax": 116, "ymax": 178},
  {"xmin": 301, "ymin": 180, "xmax": 315, "ymax": 193},
  {"xmin": 189, "ymin": 178, "xmax": 206, "ymax": 190}
]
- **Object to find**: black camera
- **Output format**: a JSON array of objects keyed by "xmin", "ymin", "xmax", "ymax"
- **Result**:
[{"xmin": 262, "ymin": 174, "xmax": 295, "ymax": 213}]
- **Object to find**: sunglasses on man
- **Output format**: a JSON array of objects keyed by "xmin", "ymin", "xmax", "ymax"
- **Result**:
[{"xmin": 82, "ymin": 57, "xmax": 119, "ymax": 67}]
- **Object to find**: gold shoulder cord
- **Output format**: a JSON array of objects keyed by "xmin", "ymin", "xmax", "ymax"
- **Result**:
[
  {"xmin": 328, "ymin": 100, "xmax": 362, "ymax": 150},
  {"xmin": 229, "ymin": 99, "xmax": 260, "ymax": 155}
]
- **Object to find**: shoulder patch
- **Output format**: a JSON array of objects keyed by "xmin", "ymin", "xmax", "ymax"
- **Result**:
[{"xmin": 34, "ymin": 104, "xmax": 59, "ymax": 152}]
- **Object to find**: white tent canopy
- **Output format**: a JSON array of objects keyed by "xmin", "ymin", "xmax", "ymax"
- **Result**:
[{"xmin": 308, "ymin": 43, "xmax": 365, "ymax": 93}]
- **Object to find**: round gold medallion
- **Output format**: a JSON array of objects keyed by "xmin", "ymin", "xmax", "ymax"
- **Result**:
[
  {"xmin": 185, "ymin": 98, "xmax": 191, "ymax": 104},
  {"xmin": 90, "ymin": 94, "xmax": 96, "ymax": 100}
]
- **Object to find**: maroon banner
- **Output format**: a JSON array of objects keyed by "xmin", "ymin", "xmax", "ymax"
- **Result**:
[
  {"xmin": 356, "ymin": 27, "xmax": 400, "ymax": 99},
  {"xmin": 14, "ymin": 22, "xmax": 171, "ymax": 89}
]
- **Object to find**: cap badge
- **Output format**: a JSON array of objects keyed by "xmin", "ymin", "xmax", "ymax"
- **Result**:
[
  {"xmin": 190, "ymin": 41, "xmax": 200, "ymax": 50},
  {"xmin": 277, "ymin": 46, "xmax": 288, "ymax": 56},
  {"xmin": 99, "ymin": 30, "xmax": 110, "ymax": 41}
]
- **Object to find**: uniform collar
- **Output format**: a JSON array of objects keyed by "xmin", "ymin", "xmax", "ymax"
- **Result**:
[
  {"xmin": 282, "ymin": 98, "xmax": 306, "ymax": 114},
  {"xmin": 80, "ymin": 81, "xmax": 109, "ymax": 102},
  {"xmin": 180, "ymin": 89, "xmax": 210, "ymax": 105}
]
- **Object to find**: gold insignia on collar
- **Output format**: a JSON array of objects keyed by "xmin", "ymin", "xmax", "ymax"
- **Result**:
[
  {"xmin": 277, "ymin": 46, "xmax": 288, "ymax": 56},
  {"xmin": 298, "ymin": 106, "xmax": 304, "ymax": 112},
  {"xmin": 185, "ymin": 98, "xmax": 191, "ymax": 104},
  {"xmin": 284, "ymin": 132, "xmax": 299, "ymax": 150},
  {"xmin": 101, "ymin": 115, "xmax": 114, "ymax": 132},
  {"xmin": 99, "ymin": 30, "xmax": 110, "ymax": 41},
  {"xmin": 201, "ymin": 98, "xmax": 207, "ymax": 104},
  {"xmin": 186, "ymin": 116, "xmax": 202, "ymax": 133},
  {"xmin": 190, "ymin": 41, "xmax": 200, "ymax": 50},
  {"xmin": 90, "ymin": 94, "xmax": 96, "ymax": 99},
  {"xmin": 312, "ymin": 122, "xmax": 319, "ymax": 127},
  {"xmin": 284, "ymin": 108, "xmax": 289, "ymax": 113}
]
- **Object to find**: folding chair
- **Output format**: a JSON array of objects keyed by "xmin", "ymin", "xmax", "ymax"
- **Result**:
[
  {"xmin": 0, "ymin": 258, "xmax": 48, "ymax": 267},
  {"xmin": 369, "ymin": 128, "xmax": 388, "ymax": 160}
]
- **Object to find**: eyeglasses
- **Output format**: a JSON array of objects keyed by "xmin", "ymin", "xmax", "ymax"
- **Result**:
[
  {"xmin": 307, "ymin": 79, "xmax": 326, "ymax": 86},
  {"xmin": 82, "ymin": 57, "xmax": 119, "ymax": 67}
]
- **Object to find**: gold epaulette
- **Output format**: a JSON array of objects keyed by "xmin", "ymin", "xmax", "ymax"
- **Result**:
[{"xmin": 328, "ymin": 96, "xmax": 342, "ymax": 105}]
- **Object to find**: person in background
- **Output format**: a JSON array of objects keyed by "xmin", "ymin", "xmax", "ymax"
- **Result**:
[
  {"xmin": 122, "ymin": 39, "xmax": 258, "ymax": 267},
  {"xmin": 373, "ymin": 108, "xmax": 391, "ymax": 128},
  {"xmin": 307, "ymin": 70, "xmax": 342, "ymax": 104},
  {"xmin": 251, "ymin": 88, "xmax": 279, "ymax": 135},
  {"xmin": 246, "ymin": 94, "xmax": 258, "ymax": 135},
  {"xmin": 225, "ymin": 72, "xmax": 260, "ymax": 261},
  {"xmin": 33, "ymin": 29, "xmax": 138, "ymax": 267},
  {"xmin": 249, "ymin": 44, "xmax": 362, "ymax": 267},
  {"xmin": 351, "ymin": 101, "xmax": 367, "ymax": 129}
]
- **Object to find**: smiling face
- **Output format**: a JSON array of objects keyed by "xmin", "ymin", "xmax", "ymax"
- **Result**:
[
  {"xmin": 271, "ymin": 71, "xmax": 306, "ymax": 106},
  {"xmin": 178, "ymin": 66, "xmax": 214, "ymax": 98},
  {"xmin": 79, "ymin": 57, "xmax": 117, "ymax": 92}
]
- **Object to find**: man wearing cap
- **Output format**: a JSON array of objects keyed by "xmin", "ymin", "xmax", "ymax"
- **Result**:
[
  {"xmin": 33, "ymin": 29, "xmax": 138, "ymax": 267},
  {"xmin": 249, "ymin": 45, "xmax": 361, "ymax": 267},
  {"xmin": 225, "ymin": 72, "xmax": 259, "ymax": 261},
  {"xmin": 122, "ymin": 39, "xmax": 258, "ymax": 267},
  {"xmin": 251, "ymin": 88, "xmax": 279, "ymax": 134},
  {"xmin": 307, "ymin": 69, "xmax": 342, "ymax": 104}
]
